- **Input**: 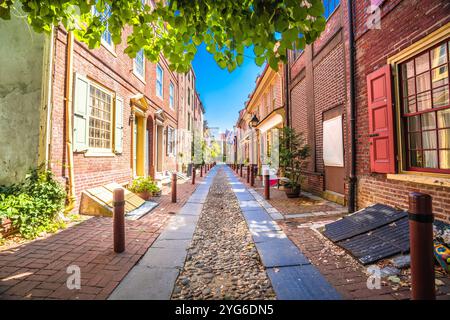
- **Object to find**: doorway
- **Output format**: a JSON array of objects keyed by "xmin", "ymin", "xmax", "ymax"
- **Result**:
[{"xmin": 322, "ymin": 107, "xmax": 345, "ymax": 195}]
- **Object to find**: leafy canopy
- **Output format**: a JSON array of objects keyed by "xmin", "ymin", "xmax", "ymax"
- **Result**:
[{"xmin": 0, "ymin": 0, "xmax": 326, "ymax": 72}]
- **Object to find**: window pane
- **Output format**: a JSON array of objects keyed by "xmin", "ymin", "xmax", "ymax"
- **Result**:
[
  {"xmin": 423, "ymin": 150, "xmax": 438, "ymax": 168},
  {"xmin": 404, "ymin": 60, "xmax": 415, "ymax": 78},
  {"xmin": 416, "ymin": 72, "xmax": 430, "ymax": 93},
  {"xmin": 432, "ymin": 86, "xmax": 449, "ymax": 108},
  {"xmin": 409, "ymin": 150, "xmax": 422, "ymax": 167},
  {"xmin": 404, "ymin": 96, "xmax": 416, "ymax": 114},
  {"xmin": 439, "ymin": 129, "xmax": 450, "ymax": 148},
  {"xmin": 415, "ymin": 52, "xmax": 430, "ymax": 74},
  {"xmin": 417, "ymin": 92, "xmax": 432, "ymax": 111},
  {"xmin": 421, "ymin": 112, "xmax": 436, "ymax": 130},
  {"xmin": 431, "ymin": 65, "xmax": 448, "ymax": 88},
  {"xmin": 438, "ymin": 109, "xmax": 450, "ymax": 128},
  {"xmin": 408, "ymin": 115, "xmax": 420, "ymax": 132},
  {"xmin": 409, "ymin": 132, "xmax": 421, "ymax": 149},
  {"xmin": 422, "ymin": 131, "xmax": 437, "ymax": 149},
  {"xmin": 440, "ymin": 150, "xmax": 450, "ymax": 169},
  {"xmin": 431, "ymin": 43, "xmax": 447, "ymax": 68}
]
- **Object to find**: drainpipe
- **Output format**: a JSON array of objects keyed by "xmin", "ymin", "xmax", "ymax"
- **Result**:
[
  {"xmin": 347, "ymin": 0, "xmax": 357, "ymax": 213},
  {"xmin": 64, "ymin": 31, "xmax": 76, "ymax": 213},
  {"xmin": 284, "ymin": 62, "xmax": 290, "ymax": 128}
]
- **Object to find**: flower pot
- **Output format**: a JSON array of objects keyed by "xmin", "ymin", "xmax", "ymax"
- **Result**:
[
  {"xmin": 137, "ymin": 191, "xmax": 152, "ymax": 201},
  {"xmin": 285, "ymin": 186, "xmax": 301, "ymax": 198}
]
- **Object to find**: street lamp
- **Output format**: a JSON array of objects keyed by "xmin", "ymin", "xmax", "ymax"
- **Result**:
[{"xmin": 249, "ymin": 114, "xmax": 259, "ymax": 128}]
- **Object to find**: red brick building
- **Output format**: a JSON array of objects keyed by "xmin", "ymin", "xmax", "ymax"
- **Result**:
[
  {"xmin": 286, "ymin": 0, "xmax": 450, "ymax": 221},
  {"xmin": 353, "ymin": 0, "xmax": 450, "ymax": 221},
  {"xmin": 287, "ymin": 0, "xmax": 351, "ymax": 205}
]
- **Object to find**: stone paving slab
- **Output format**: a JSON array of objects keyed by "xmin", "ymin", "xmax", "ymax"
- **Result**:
[
  {"xmin": 109, "ymin": 265, "xmax": 179, "ymax": 300},
  {"xmin": 255, "ymin": 239, "xmax": 310, "ymax": 267},
  {"xmin": 151, "ymin": 239, "xmax": 192, "ymax": 249},
  {"xmin": 248, "ymin": 220, "xmax": 282, "ymax": 233},
  {"xmin": 242, "ymin": 209, "xmax": 272, "ymax": 223},
  {"xmin": 266, "ymin": 265, "xmax": 342, "ymax": 300},
  {"xmin": 251, "ymin": 230, "xmax": 288, "ymax": 243},
  {"xmin": 178, "ymin": 203, "xmax": 204, "ymax": 216},
  {"xmin": 138, "ymin": 247, "xmax": 187, "ymax": 268}
]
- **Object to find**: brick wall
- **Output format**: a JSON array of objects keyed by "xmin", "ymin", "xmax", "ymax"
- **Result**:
[
  {"xmin": 353, "ymin": 0, "xmax": 450, "ymax": 221},
  {"xmin": 51, "ymin": 27, "xmax": 180, "ymax": 210},
  {"xmin": 288, "ymin": 1, "xmax": 350, "ymax": 199}
]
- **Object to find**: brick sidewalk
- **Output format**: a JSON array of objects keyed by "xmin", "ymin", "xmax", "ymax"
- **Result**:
[{"xmin": 0, "ymin": 176, "xmax": 203, "ymax": 300}]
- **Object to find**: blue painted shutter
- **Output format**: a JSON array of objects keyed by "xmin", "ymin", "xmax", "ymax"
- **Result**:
[{"xmin": 73, "ymin": 73, "xmax": 89, "ymax": 152}]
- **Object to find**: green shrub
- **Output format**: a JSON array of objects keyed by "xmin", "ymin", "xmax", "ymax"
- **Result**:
[
  {"xmin": 128, "ymin": 177, "xmax": 160, "ymax": 194},
  {"xmin": 0, "ymin": 168, "xmax": 66, "ymax": 239}
]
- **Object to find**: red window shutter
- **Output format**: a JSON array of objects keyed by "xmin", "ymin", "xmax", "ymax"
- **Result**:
[{"xmin": 367, "ymin": 65, "xmax": 396, "ymax": 173}]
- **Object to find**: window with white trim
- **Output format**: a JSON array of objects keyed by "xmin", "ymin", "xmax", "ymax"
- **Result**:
[
  {"xmin": 92, "ymin": 2, "xmax": 113, "ymax": 49},
  {"xmin": 323, "ymin": 0, "xmax": 340, "ymax": 20},
  {"xmin": 88, "ymin": 84, "xmax": 113, "ymax": 150},
  {"xmin": 170, "ymin": 82, "xmax": 175, "ymax": 110},
  {"xmin": 73, "ymin": 74, "xmax": 123, "ymax": 155},
  {"xmin": 134, "ymin": 49, "xmax": 145, "ymax": 80},
  {"xmin": 167, "ymin": 126, "xmax": 175, "ymax": 155},
  {"xmin": 156, "ymin": 64, "xmax": 163, "ymax": 98}
]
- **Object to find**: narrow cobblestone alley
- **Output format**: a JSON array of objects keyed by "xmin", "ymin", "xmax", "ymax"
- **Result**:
[{"xmin": 171, "ymin": 168, "xmax": 276, "ymax": 300}]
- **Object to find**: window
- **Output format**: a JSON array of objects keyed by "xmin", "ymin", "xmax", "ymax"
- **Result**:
[
  {"xmin": 156, "ymin": 64, "xmax": 163, "ymax": 98},
  {"xmin": 93, "ymin": 3, "xmax": 113, "ymax": 48},
  {"xmin": 188, "ymin": 88, "xmax": 191, "ymax": 106},
  {"xmin": 267, "ymin": 130, "xmax": 272, "ymax": 158},
  {"xmin": 89, "ymin": 84, "xmax": 113, "ymax": 150},
  {"xmin": 323, "ymin": 0, "xmax": 340, "ymax": 20},
  {"xmin": 400, "ymin": 40, "xmax": 450, "ymax": 172},
  {"xmin": 167, "ymin": 126, "xmax": 175, "ymax": 155},
  {"xmin": 272, "ymin": 85, "xmax": 276, "ymax": 110},
  {"xmin": 292, "ymin": 40, "xmax": 304, "ymax": 61},
  {"xmin": 169, "ymin": 82, "xmax": 175, "ymax": 109},
  {"xmin": 187, "ymin": 112, "xmax": 191, "ymax": 131},
  {"xmin": 134, "ymin": 49, "xmax": 145, "ymax": 79}
]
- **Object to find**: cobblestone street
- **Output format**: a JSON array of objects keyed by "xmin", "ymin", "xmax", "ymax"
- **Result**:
[{"xmin": 172, "ymin": 168, "xmax": 276, "ymax": 300}]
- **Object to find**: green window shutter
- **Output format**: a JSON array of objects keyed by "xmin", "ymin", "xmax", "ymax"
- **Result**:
[
  {"xmin": 115, "ymin": 95, "xmax": 124, "ymax": 154},
  {"xmin": 73, "ymin": 73, "xmax": 89, "ymax": 152}
]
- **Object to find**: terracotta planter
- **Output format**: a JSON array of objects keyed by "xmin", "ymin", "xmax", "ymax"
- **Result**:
[
  {"xmin": 285, "ymin": 186, "xmax": 301, "ymax": 198},
  {"xmin": 137, "ymin": 191, "xmax": 152, "ymax": 201}
]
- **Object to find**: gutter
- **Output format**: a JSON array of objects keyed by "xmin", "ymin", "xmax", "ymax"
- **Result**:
[
  {"xmin": 347, "ymin": 0, "xmax": 357, "ymax": 213},
  {"xmin": 64, "ymin": 31, "xmax": 76, "ymax": 213}
]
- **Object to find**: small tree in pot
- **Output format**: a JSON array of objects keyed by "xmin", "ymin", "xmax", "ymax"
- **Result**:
[{"xmin": 279, "ymin": 127, "xmax": 310, "ymax": 198}]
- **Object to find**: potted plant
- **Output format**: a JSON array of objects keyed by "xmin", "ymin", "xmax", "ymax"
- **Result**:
[
  {"xmin": 128, "ymin": 177, "xmax": 160, "ymax": 200},
  {"xmin": 279, "ymin": 127, "xmax": 310, "ymax": 198}
]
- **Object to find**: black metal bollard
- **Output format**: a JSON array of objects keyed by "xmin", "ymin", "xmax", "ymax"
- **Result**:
[{"xmin": 192, "ymin": 165, "xmax": 196, "ymax": 185}]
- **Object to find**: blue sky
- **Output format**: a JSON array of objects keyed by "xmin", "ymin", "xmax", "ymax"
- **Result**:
[{"xmin": 192, "ymin": 44, "xmax": 264, "ymax": 132}]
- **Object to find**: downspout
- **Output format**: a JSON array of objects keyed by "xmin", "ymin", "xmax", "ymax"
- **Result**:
[
  {"xmin": 64, "ymin": 31, "xmax": 76, "ymax": 213},
  {"xmin": 284, "ymin": 62, "xmax": 290, "ymax": 128},
  {"xmin": 347, "ymin": 0, "xmax": 357, "ymax": 213}
]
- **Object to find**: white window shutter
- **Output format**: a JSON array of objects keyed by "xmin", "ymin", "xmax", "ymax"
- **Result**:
[
  {"xmin": 115, "ymin": 95, "xmax": 124, "ymax": 154},
  {"xmin": 174, "ymin": 128, "xmax": 177, "ymax": 156},
  {"xmin": 73, "ymin": 73, "xmax": 89, "ymax": 152}
]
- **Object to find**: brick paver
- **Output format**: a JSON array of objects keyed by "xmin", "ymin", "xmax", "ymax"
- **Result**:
[{"xmin": 0, "ymin": 176, "xmax": 203, "ymax": 300}]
